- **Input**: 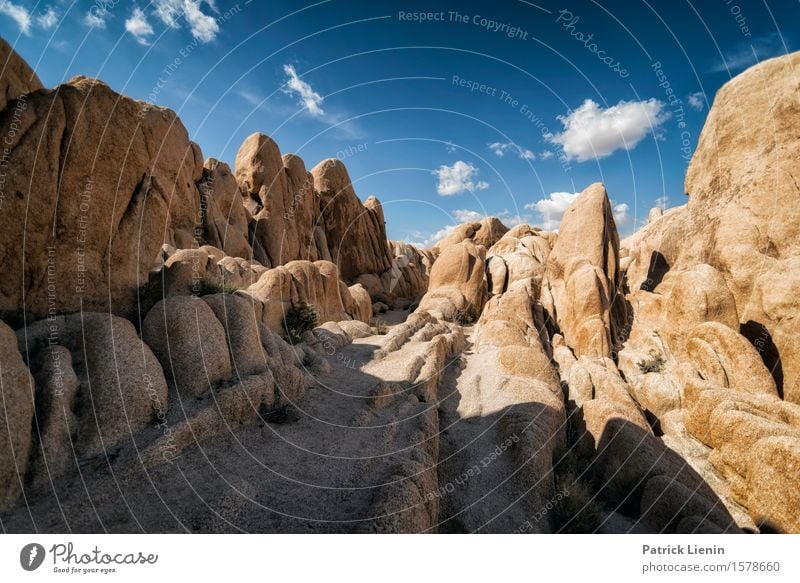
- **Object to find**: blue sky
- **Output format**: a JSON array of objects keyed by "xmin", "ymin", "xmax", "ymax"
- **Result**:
[{"xmin": 1, "ymin": 0, "xmax": 796, "ymax": 244}]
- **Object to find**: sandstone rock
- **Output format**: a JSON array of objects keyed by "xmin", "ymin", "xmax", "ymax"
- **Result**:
[
  {"xmin": 203, "ymin": 293, "xmax": 266, "ymax": 377},
  {"xmin": 0, "ymin": 37, "xmax": 43, "ymax": 111},
  {"xmin": 434, "ymin": 217, "xmax": 508, "ymax": 253},
  {"xmin": 544, "ymin": 183, "xmax": 626, "ymax": 358},
  {"xmin": 198, "ymin": 159, "xmax": 251, "ymax": 259},
  {"xmin": 143, "ymin": 296, "xmax": 232, "ymax": 398},
  {"xmin": 234, "ymin": 133, "xmax": 322, "ymax": 266},
  {"xmin": 27, "ymin": 345, "xmax": 80, "ymax": 486},
  {"xmin": 311, "ymin": 158, "xmax": 393, "ymax": 280},
  {"xmin": 17, "ymin": 314, "xmax": 168, "ymax": 458},
  {"xmin": 417, "ymin": 240, "xmax": 487, "ymax": 321},
  {"xmin": 0, "ymin": 322, "xmax": 35, "ymax": 510},
  {"xmin": 743, "ymin": 436, "xmax": 800, "ymax": 533},
  {"xmin": 348, "ymin": 284, "xmax": 372, "ymax": 323},
  {"xmin": 0, "ymin": 76, "xmax": 203, "ymax": 316},
  {"xmin": 686, "ymin": 322, "xmax": 778, "ymax": 396}
]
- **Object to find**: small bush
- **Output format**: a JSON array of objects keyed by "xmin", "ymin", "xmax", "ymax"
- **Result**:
[
  {"xmin": 456, "ymin": 305, "xmax": 481, "ymax": 326},
  {"xmin": 372, "ymin": 318, "xmax": 388, "ymax": 335},
  {"xmin": 550, "ymin": 447, "xmax": 608, "ymax": 533},
  {"xmin": 637, "ymin": 349, "xmax": 666, "ymax": 374},
  {"xmin": 283, "ymin": 301, "xmax": 318, "ymax": 345},
  {"xmin": 195, "ymin": 280, "xmax": 240, "ymax": 297}
]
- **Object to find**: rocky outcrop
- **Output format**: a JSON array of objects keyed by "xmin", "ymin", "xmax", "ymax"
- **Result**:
[
  {"xmin": 434, "ymin": 217, "xmax": 508, "ymax": 255},
  {"xmin": 0, "ymin": 322, "xmax": 35, "ymax": 511},
  {"xmin": 544, "ymin": 183, "xmax": 626, "ymax": 358},
  {"xmin": 486, "ymin": 224, "xmax": 554, "ymax": 296},
  {"xmin": 312, "ymin": 158, "xmax": 393, "ymax": 281},
  {"xmin": 417, "ymin": 239, "xmax": 488, "ymax": 321},
  {"xmin": 235, "ymin": 133, "xmax": 324, "ymax": 267},
  {"xmin": 0, "ymin": 37, "xmax": 43, "ymax": 110},
  {"xmin": 0, "ymin": 76, "xmax": 203, "ymax": 317},
  {"xmin": 198, "ymin": 159, "xmax": 252, "ymax": 260}
]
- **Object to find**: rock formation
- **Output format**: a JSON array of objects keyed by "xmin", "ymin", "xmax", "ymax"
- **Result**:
[{"xmin": 1, "ymin": 39, "xmax": 799, "ymax": 534}]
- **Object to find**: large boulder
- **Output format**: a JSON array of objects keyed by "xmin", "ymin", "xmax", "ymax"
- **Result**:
[
  {"xmin": 0, "ymin": 75, "xmax": 203, "ymax": 317},
  {"xmin": 544, "ymin": 183, "xmax": 626, "ymax": 358},
  {"xmin": 434, "ymin": 217, "xmax": 508, "ymax": 254},
  {"xmin": 142, "ymin": 296, "xmax": 232, "ymax": 398},
  {"xmin": 417, "ymin": 239, "xmax": 488, "ymax": 321},
  {"xmin": 311, "ymin": 158, "xmax": 393, "ymax": 280},
  {"xmin": 0, "ymin": 37, "xmax": 43, "ymax": 111},
  {"xmin": 234, "ymin": 133, "xmax": 323, "ymax": 266},
  {"xmin": 198, "ymin": 159, "xmax": 252, "ymax": 260},
  {"xmin": 0, "ymin": 322, "xmax": 35, "ymax": 511},
  {"xmin": 15, "ymin": 314, "xmax": 168, "ymax": 459}
]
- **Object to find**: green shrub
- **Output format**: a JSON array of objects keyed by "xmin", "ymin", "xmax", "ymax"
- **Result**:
[
  {"xmin": 456, "ymin": 304, "xmax": 481, "ymax": 326},
  {"xmin": 195, "ymin": 280, "xmax": 240, "ymax": 297},
  {"xmin": 372, "ymin": 318, "xmax": 388, "ymax": 335},
  {"xmin": 550, "ymin": 447, "xmax": 608, "ymax": 533},
  {"xmin": 637, "ymin": 349, "xmax": 666, "ymax": 374},
  {"xmin": 283, "ymin": 301, "xmax": 318, "ymax": 345}
]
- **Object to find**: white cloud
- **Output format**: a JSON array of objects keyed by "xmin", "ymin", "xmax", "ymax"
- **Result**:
[
  {"xmin": 525, "ymin": 191, "xmax": 579, "ymax": 230},
  {"xmin": 181, "ymin": 0, "xmax": 219, "ymax": 42},
  {"xmin": 612, "ymin": 202, "xmax": 630, "ymax": 226},
  {"xmin": 452, "ymin": 209, "xmax": 485, "ymax": 223},
  {"xmin": 445, "ymin": 141, "xmax": 456, "ymax": 154},
  {"xmin": 0, "ymin": 0, "xmax": 32, "ymax": 33},
  {"xmin": 687, "ymin": 92, "xmax": 704, "ymax": 111},
  {"xmin": 84, "ymin": 7, "xmax": 109, "ymax": 28},
  {"xmin": 150, "ymin": 0, "xmax": 219, "ymax": 42},
  {"xmin": 547, "ymin": 98, "xmax": 670, "ymax": 162},
  {"xmin": 434, "ymin": 161, "xmax": 489, "ymax": 196},
  {"xmin": 282, "ymin": 64, "xmax": 325, "ymax": 117},
  {"xmin": 654, "ymin": 195, "xmax": 669, "ymax": 210},
  {"xmin": 36, "ymin": 7, "xmax": 58, "ymax": 29},
  {"xmin": 125, "ymin": 7, "xmax": 155, "ymax": 45},
  {"xmin": 488, "ymin": 141, "xmax": 535, "ymax": 160},
  {"xmin": 539, "ymin": 150, "xmax": 555, "ymax": 160},
  {"xmin": 714, "ymin": 33, "xmax": 788, "ymax": 72}
]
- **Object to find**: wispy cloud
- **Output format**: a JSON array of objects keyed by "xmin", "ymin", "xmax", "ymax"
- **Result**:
[
  {"xmin": 125, "ymin": 7, "xmax": 155, "ymax": 45},
  {"xmin": 84, "ymin": 6, "xmax": 109, "ymax": 28},
  {"xmin": 434, "ymin": 161, "xmax": 489, "ymax": 196},
  {"xmin": 282, "ymin": 64, "xmax": 325, "ymax": 117},
  {"xmin": 547, "ymin": 98, "xmax": 670, "ymax": 162},
  {"xmin": 0, "ymin": 0, "xmax": 32, "ymax": 33},
  {"xmin": 36, "ymin": 7, "xmax": 58, "ymax": 29},
  {"xmin": 686, "ymin": 92, "xmax": 705, "ymax": 111},
  {"xmin": 713, "ymin": 33, "xmax": 789, "ymax": 72},
  {"xmin": 488, "ymin": 141, "xmax": 535, "ymax": 161}
]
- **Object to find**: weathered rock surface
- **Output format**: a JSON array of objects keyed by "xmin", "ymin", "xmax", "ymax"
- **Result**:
[
  {"xmin": 417, "ymin": 240, "xmax": 488, "ymax": 321},
  {"xmin": 312, "ymin": 158, "xmax": 393, "ymax": 281},
  {"xmin": 0, "ymin": 75, "xmax": 204, "ymax": 317},
  {"xmin": 0, "ymin": 37, "xmax": 43, "ymax": 111},
  {"xmin": 0, "ymin": 322, "xmax": 35, "ymax": 511},
  {"xmin": 544, "ymin": 183, "xmax": 626, "ymax": 358}
]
